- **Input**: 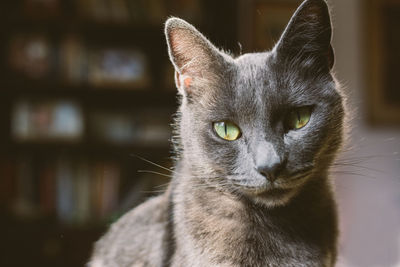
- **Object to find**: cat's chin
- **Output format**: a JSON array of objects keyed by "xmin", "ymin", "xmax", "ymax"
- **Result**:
[
  {"xmin": 242, "ymin": 186, "xmax": 300, "ymax": 208},
  {"xmin": 255, "ymin": 188, "xmax": 299, "ymax": 207}
]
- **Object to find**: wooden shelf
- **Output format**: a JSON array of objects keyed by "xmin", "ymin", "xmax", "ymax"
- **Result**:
[
  {"xmin": 0, "ymin": 140, "xmax": 172, "ymax": 157},
  {"xmin": 1, "ymin": 17, "xmax": 165, "ymax": 40},
  {"xmin": 0, "ymin": 78, "xmax": 178, "ymax": 106}
]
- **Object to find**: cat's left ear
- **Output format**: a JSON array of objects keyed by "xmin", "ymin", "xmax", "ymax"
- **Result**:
[
  {"xmin": 274, "ymin": 0, "xmax": 334, "ymax": 70},
  {"xmin": 165, "ymin": 18, "xmax": 228, "ymax": 96}
]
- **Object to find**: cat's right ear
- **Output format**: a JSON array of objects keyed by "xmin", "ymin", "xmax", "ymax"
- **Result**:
[
  {"xmin": 165, "ymin": 18, "xmax": 227, "ymax": 97},
  {"xmin": 274, "ymin": 0, "xmax": 334, "ymax": 71}
]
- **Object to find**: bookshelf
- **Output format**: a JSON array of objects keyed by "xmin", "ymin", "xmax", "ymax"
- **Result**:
[{"xmin": 0, "ymin": 0, "xmax": 238, "ymax": 266}]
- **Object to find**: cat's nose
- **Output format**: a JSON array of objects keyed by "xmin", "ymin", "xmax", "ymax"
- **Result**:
[
  {"xmin": 257, "ymin": 160, "xmax": 281, "ymax": 182},
  {"xmin": 255, "ymin": 141, "xmax": 282, "ymax": 183}
]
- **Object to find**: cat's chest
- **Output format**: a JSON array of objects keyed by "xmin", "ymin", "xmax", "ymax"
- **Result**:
[
  {"xmin": 179, "ymin": 210, "xmax": 327, "ymax": 267},
  {"xmin": 207, "ymin": 224, "xmax": 320, "ymax": 265},
  {"xmin": 174, "ymin": 227, "xmax": 326, "ymax": 267}
]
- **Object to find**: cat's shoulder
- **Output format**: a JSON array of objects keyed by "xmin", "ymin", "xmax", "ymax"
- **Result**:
[
  {"xmin": 118, "ymin": 191, "xmax": 170, "ymax": 226},
  {"xmin": 89, "ymin": 192, "xmax": 170, "ymax": 267}
]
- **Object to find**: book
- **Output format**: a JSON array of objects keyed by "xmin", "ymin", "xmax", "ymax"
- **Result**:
[
  {"xmin": 8, "ymin": 34, "xmax": 53, "ymax": 79},
  {"xmin": 0, "ymin": 159, "xmax": 17, "ymax": 208},
  {"xmin": 89, "ymin": 0, "xmax": 110, "ymax": 22},
  {"xmin": 1, "ymin": 155, "xmax": 172, "ymax": 225},
  {"xmin": 74, "ymin": 161, "xmax": 91, "ymax": 224},
  {"xmin": 125, "ymin": 0, "xmax": 147, "ymax": 22},
  {"xmin": 39, "ymin": 161, "xmax": 56, "ymax": 215},
  {"xmin": 59, "ymin": 35, "xmax": 88, "ymax": 84},
  {"xmin": 13, "ymin": 157, "xmax": 38, "ymax": 217},
  {"xmin": 166, "ymin": 0, "xmax": 202, "ymax": 23},
  {"xmin": 55, "ymin": 158, "xmax": 75, "ymax": 223},
  {"xmin": 88, "ymin": 48, "xmax": 150, "ymax": 88},
  {"xmin": 109, "ymin": 0, "xmax": 130, "ymax": 23},
  {"xmin": 91, "ymin": 162, "xmax": 104, "ymax": 219},
  {"xmin": 12, "ymin": 100, "xmax": 84, "ymax": 142},
  {"xmin": 134, "ymin": 110, "xmax": 171, "ymax": 146},
  {"xmin": 51, "ymin": 101, "xmax": 84, "ymax": 139},
  {"xmin": 146, "ymin": 0, "xmax": 167, "ymax": 25},
  {"xmin": 90, "ymin": 112, "xmax": 137, "ymax": 144},
  {"xmin": 99, "ymin": 162, "xmax": 120, "ymax": 218},
  {"xmin": 23, "ymin": 0, "xmax": 61, "ymax": 18}
]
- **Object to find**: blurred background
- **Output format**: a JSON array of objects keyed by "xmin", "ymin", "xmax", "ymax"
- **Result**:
[{"xmin": 0, "ymin": 0, "xmax": 398, "ymax": 266}]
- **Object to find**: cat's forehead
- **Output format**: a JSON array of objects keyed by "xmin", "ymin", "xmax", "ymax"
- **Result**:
[
  {"xmin": 230, "ymin": 51, "xmax": 317, "ymax": 103},
  {"xmin": 235, "ymin": 52, "xmax": 271, "ymax": 65},
  {"xmin": 209, "ymin": 52, "xmax": 277, "ymax": 121},
  {"xmin": 233, "ymin": 52, "xmax": 277, "ymax": 91},
  {"xmin": 230, "ymin": 52, "xmax": 281, "ymax": 104},
  {"xmin": 234, "ymin": 52, "xmax": 273, "ymax": 76}
]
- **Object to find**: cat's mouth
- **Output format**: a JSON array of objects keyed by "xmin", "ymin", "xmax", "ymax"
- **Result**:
[
  {"xmin": 235, "ymin": 183, "xmax": 297, "ymax": 206},
  {"xmin": 231, "ymin": 169, "xmax": 311, "ymax": 187},
  {"xmin": 228, "ymin": 169, "xmax": 312, "ymax": 201},
  {"xmin": 255, "ymin": 188, "xmax": 292, "ymax": 198},
  {"xmin": 236, "ymin": 184, "xmax": 292, "ymax": 196}
]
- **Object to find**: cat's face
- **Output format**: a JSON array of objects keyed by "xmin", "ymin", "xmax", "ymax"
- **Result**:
[{"xmin": 166, "ymin": 0, "xmax": 344, "ymax": 207}]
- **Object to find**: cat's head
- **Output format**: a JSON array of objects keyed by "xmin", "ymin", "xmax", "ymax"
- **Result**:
[{"xmin": 165, "ymin": 0, "xmax": 344, "ymax": 207}]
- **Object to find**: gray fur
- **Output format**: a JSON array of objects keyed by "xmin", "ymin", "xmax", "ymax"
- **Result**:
[{"xmin": 89, "ymin": 0, "xmax": 344, "ymax": 266}]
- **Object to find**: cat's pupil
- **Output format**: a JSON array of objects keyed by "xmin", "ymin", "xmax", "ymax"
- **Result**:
[
  {"xmin": 286, "ymin": 106, "xmax": 312, "ymax": 131},
  {"xmin": 213, "ymin": 121, "xmax": 241, "ymax": 141}
]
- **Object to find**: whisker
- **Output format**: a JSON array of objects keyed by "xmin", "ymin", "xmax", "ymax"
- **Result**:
[
  {"xmin": 153, "ymin": 182, "xmax": 172, "ymax": 189},
  {"xmin": 330, "ymin": 171, "xmax": 378, "ymax": 180},
  {"xmin": 332, "ymin": 163, "xmax": 385, "ymax": 174},
  {"xmin": 137, "ymin": 170, "xmax": 173, "ymax": 178},
  {"xmin": 140, "ymin": 189, "xmax": 169, "ymax": 194},
  {"xmin": 131, "ymin": 154, "xmax": 174, "ymax": 173},
  {"xmin": 335, "ymin": 155, "xmax": 389, "ymax": 163}
]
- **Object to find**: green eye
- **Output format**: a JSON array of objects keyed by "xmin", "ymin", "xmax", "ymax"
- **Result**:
[
  {"xmin": 287, "ymin": 107, "xmax": 312, "ymax": 130},
  {"xmin": 213, "ymin": 121, "xmax": 241, "ymax": 141}
]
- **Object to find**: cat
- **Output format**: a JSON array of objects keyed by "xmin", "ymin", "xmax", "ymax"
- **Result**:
[{"xmin": 88, "ymin": 0, "xmax": 345, "ymax": 266}]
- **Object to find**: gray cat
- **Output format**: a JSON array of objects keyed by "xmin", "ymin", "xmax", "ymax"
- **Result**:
[{"xmin": 89, "ymin": 0, "xmax": 345, "ymax": 266}]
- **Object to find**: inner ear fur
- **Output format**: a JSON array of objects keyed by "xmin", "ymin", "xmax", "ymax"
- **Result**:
[
  {"xmin": 165, "ymin": 18, "xmax": 223, "ymax": 77},
  {"xmin": 165, "ymin": 17, "xmax": 230, "ymax": 96}
]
